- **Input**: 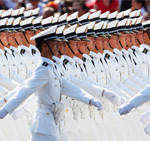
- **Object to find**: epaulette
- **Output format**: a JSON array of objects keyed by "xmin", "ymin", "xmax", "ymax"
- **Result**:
[
  {"xmin": 105, "ymin": 53, "xmax": 110, "ymax": 59},
  {"xmin": 32, "ymin": 49, "xmax": 36, "ymax": 55},
  {"xmin": 63, "ymin": 59, "xmax": 69, "ymax": 65},
  {"xmin": 20, "ymin": 49, "xmax": 25, "ymax": 54},
  {"xmin": 142, "ymin": 48, "xmax": 148, "ymax": 54},
  {"xmin": 82, "ymin": 57, "xmax": 86, "ymax": 62},
  {"xmin": 42, "ymin": 62, "xmax": 49, "ymax": 66}
]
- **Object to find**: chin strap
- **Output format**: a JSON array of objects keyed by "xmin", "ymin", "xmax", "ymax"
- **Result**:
[
  {"xmin": 66, "ymin": 42, "xmax": 75, "ymax": 55},
  {"xmin": 78, "ymin": 48, "xmax": 83, "ymax": 55},
  {"xmin": 109, "ymin": 43, "xmax": 113, "ymax": 49},
  {"xmin": 45, "ymin": 41, "xmax": 54, "ymax": 56},
  {"xmin": 95, "ymin": 45, "xmax": 99, "ymax": 51},
  {"xmin": 137, "ymin": 39, "xmax": 141, "ymax": 45},
  {"xmin": 0, "ymin": 40, "xmax": 5, "ymax": 46},
  {"xmin": 23, "ymin": 32, "xmax": 30, "ymax": 44},
  {"xmin": 119, "ymin": 41, "xmax": 123, "ymax": 48},
  {"xmin": 15, "ymin": 39, "xmax": 19, "ymax": 46}
]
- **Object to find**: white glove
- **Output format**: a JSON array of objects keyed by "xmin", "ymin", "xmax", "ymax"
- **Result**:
[
  {"xmin": 119, "ymin": 102, "xmax": 134, "ymax": 115},
  {"xmin": 0, "ymin": 109, "xmax": 8, "ymax": 119},
  {"xmin": 0, "ymin": 98, "xmax": 6, "ymax": 108},
  {"xmin": 89, "ymin": 99, "xmax": 103, "ymax": 110},
  {"xmin": 140, "ymin": 110, "xmax": 150, "ymax": 124},
  {"xmin": 103, "ymin": 90, "xmax": 125, "ymax": 106},
  {"xmin": 11, "ymin": 108, "xmax": 27, "ymax": 120},
  {"xmin": 144, "ymin": 122, "xmax": 150, "ymax": 135}
]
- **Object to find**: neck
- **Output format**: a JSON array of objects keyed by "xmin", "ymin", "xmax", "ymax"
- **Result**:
[{"xmin": 75, "ymin": 52, "xmax": 82, "ymax": 59}]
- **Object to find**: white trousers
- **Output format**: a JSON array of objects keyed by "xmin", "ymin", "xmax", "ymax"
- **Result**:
[{"xmin": 31, "ymin": 131, "xmax": 60, "ymax": 141}]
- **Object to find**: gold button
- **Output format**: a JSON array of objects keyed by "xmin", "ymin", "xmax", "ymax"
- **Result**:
[
  {"xmin": 66, "ymin": 109, "xmax": 69, "ymax": 112},
  {"xmin": 47, "ymin": 113, "xmax": 49, "ymax": 115}
]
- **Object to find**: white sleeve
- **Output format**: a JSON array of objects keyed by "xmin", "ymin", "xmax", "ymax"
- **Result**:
[
  {"xmin": 2, "ymin": 66, "xmax": 49, "ymax": 114},
  {"xmin": 130, "ymin": 86, "xmax": 150, "ymax": 107},
  {"xmin": 0, "ymin": 73, "xmax": 19, "ymax": 91},
  {"xmin": 69, "ymin": 74, "xmax": 104, "ymax": 99},
  {"xmin": 61, "ymin": 78, "xmax": 93, "ymax": 105}
]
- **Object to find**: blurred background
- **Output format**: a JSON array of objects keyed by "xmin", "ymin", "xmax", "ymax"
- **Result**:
[{"xmin": 1, "ymin": 0, "xmax": 150, "ymax": 20}]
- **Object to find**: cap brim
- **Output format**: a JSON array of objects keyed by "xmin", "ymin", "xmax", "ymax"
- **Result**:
[
  {"xmin": 30, "ymin": 28, "xmax": 37, "ymax": 32},
  {"xmin": 18, "ymin": 29, "xmax": 25, "ymax": 32},
  {"xmin": 113, "ymin": 32, "xmax": 121, "ymax": 36},
  {"xmin": 106, "ymin": 33, "xmax": 112, "ymax": 37},
  {"xmin": 61, "ymin": 39, "xmax": 69, "ymax": 42},
  {"xmin": 133, "ymin": 29, "xmax": 139, "ymax": 33},
  {"xmin": 53, "ymin": 38, "xmax": 61, "ymax": 42},
  {"xmin": 72, "ymin": 37, "xmax": 81, "ymax": 41},
  {"xmin": 81, "ymin": 37, "xmax": 90, "ymax": 42}
]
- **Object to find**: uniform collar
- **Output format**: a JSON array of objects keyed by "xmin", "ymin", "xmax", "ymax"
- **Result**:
[
  {"xmin": 90, "ymin": 51, "xmax": 99, "ymax": 59},
  {"xmin": 132, "ymin": 46, "xmax": 141, "ymax": 53},
  {"xmin": 18, "ymin": 45, "xmax": 31, "ymax": 53},
  {"xmin": 41, "ymin": 57, "xmax": 54, "ymax": 67},
  {"xmin": 82, "ymin": 54, "xmax": 91, "ymax": 61},
  {"xmin": 113, "ymin": 48, "xmax": 122, "ymax": 57},
  {"xmin": 103, "ymin": 50, "xmax": 115, "ymax": 58},
  {"xmin": 53, "ymin": 56, "xmax": 62, "ymax": 65},
  {"xmin": 61, "ymin": 55, "xmax": 75, "ymax": 65},
  {"xmin": 98, "ymin": 52, "xmax": 104, "ymax": 59},
  {"xmin": 128, "ymin": 48, "xmax": 133, "ymax": 54},
  {"xmin": 0, "ymin": 48, "xmax": 4, "ymax": 55},
  {"xmin": 73, "ymin": 56, "xmax": 83, "ymax": 65},
  {"xmin": 29, "ymin": 44, "xmax": 38, "ymax": 51},
  {"xmin": 10, "ymin": 46, "xmax": 19, "ymax": 54},
  {"xmin": 140, "ymin": 44, "xmax": 150, "ymax": 51},
  {"xmin": 121, "ymin": 49, "xmax": 129, "ymax": 56},
  {"xmin": 4, "ymin": 47, "xmax": 12, "ymax": 54}
]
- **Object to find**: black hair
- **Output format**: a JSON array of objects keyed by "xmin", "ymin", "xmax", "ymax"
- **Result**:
[
  {"xmin": 136, "ymin": 0, "xmax": 146, "ymax": 7},
  {"xmin": 80, "ymin": 2, "xmax": 89, "ymax": 13}
]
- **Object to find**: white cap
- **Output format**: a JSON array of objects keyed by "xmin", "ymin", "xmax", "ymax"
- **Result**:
[
  {"xmin": 124, "ymin": 9, "xmax": 131, "ymax": 17},
  {"xmin": 13, "ymin": 17, "xmax": 22, "ymax": 26},
  {"xmin": 67, "ymin": 11, "xmax": 78, "ymax": 23},
  {"xmin": 0, "ymin": 18, "xmax": 8, "ymax": 26},
  {"xmin": 64, "ymin": 24, "xmax": 77, "ymax": 35},
  {"xmin": 118, "ymin": 19, "xmax": 128, "ymax": 27},
  {"xmin": 42, "ymin": 16, "xmax": 53, "ymax": 25},
  {"xmin": 89, "ymin": 10, "xmax": 101, "ymax": 20},
  {"xmin": 52, "ymin": 15, "xmax": 60, "ymax": 24},
  {"xmin": 136, "ymin": 9, "xmax": 141, "ymax": 17},
  {"xmin": 130, "ymin": 10, "xmax": 137, "ymax": 18},
  {"xmin": 0, "ymin": 10, "xmax": 3, "ymax": 17},
  {"xmin": 76, "ymin": 24, "xmax": 88, "ymax": 34},
  {"xmin": 117, "ymin": 11, "xmax": 124, "ymax": 20},
  {"xmin": 131, "ymin": 18, "xmax": 137, "ymax": 25},
  {"xmin": 1, "ymin": 9, "xmax": 13, "ymax": 18},
  {"xmin": 33, "ymin": 16, "xmax": 43, "ymax": 25},
  {"xmin": 30, "ymin": 25, "xmax": 57, "ymax": 40},
  {"xmin": 94, "ymin": 21, "xmax": 104, "ymax": 30},
  {"xmin": 78, "ymin": 12, "xmax": 90, "ymax": 22},
  {"xmin": 136, "ymin": 16, "xmax": 143, "ymax": 25},
  {"xmin": 107, "ymin": 20, "xmax": 118, "ymax": 29},
  {"xmin": 24, "ymin": 10, "xmax": 32, "ymax": 18},
  {"xmin": 7, "ymin": 18, "xmax": 14, "ymax": 26},
  {"xmin": 11, "ymin": 9, "xmax": 20, "ymax": 17},
  {"xmin": 19, "ymin": 7, "xmax": 25, "ymax": 15},
  {"xmin": 100, "ymin": 11, "xmax": 110, "ymax": 20},
  {"xmin": 108, "ymin": 11, "xmax": 118, "ymax": 20},
  {"xmin": 142, "ymin": 19, "xmax": 150, "ymax": 26},
  {"xmin": 20, "ymin": 17, "xmax": 34, "ymax": 26},
  {"xmin": 56, "ymin": 25, "xmax": 66, "ymax": 34},
  {"xmin": 32, "ymin": 8, "xmax": 40, "ymax": 16},
  {"xmin": 102, "ymin": 21, "xmax": 108, "ymax": 29},
  {"xmin": 87, "ymin": 21, "xmax": 95, "ymax": 30},
  {"xmin": 59, "ymin": 13, "xmax": 68, "ymax": 22}
]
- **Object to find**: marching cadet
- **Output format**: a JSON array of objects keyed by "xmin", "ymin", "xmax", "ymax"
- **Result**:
[{"xmin": 0, "ymin": 25, "xmax": 102, "ymax": 141}]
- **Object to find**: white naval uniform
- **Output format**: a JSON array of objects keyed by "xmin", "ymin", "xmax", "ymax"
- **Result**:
[
  {"xmin": 10, "ymin": 46, "xmax": 27, "ymax": 81},
  {"xmin": 29, "ymin": 44, "xmax": 41, "ymax": 68},
  {"xmin": 2, "ymin": 57, "xmax": 93, "ymax": 141},
  {"xmin": 18, "ymin": 45, "xmax": 36, "ymax": 78},
  {"xmin": 4, "ymin": 47, "xmax": 23, "ymax": 83}
]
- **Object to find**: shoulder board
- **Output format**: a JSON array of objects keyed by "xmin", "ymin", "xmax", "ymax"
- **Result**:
[
  {"xmin": 63, "ymin": 59, "xmax": 69, "ymax": 65},
  {"xmin": 42, "ymin": 62, "xmax": 49, "ymax": 66}
]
